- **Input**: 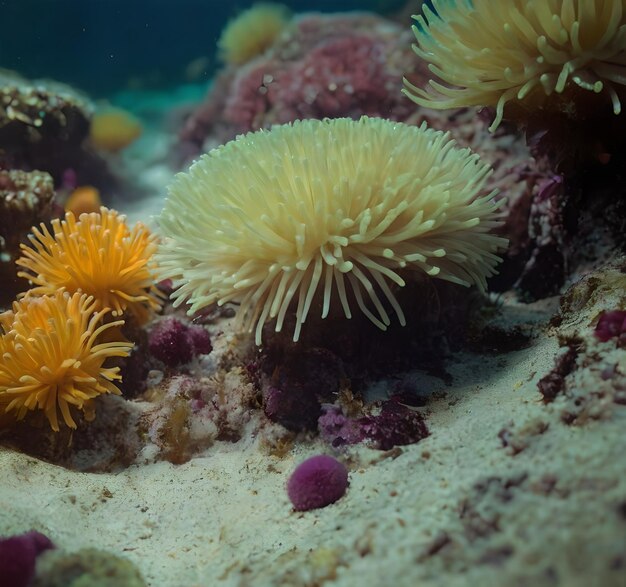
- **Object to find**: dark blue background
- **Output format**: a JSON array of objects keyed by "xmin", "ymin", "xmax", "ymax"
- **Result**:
[{"xmin": 0, "ymin": 0, "xmax": 408, "ymax": 96}]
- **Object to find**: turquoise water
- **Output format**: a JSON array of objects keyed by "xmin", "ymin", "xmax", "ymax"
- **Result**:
[{"xmin": 1, "ymin": 0, "xmax": 410, "ymax": 95}]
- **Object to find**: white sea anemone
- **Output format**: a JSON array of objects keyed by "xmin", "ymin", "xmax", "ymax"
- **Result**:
[
  {"xmin": 157, "ymin": 117, "xmax": 507, "ymax": 345},
  {"xmin": 404, "ymin": 0, "xmax": 626, "ymax": 130}
]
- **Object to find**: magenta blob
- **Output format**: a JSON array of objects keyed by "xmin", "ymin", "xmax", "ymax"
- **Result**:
[
  {"xmin": 595, "ymin": 310, "xmax": 626, "ymax": 343},
  {"xmin": 0, "ymin": 530, "xmax": 54, "ymax": 587},
  {"xmin": 287, "ymin": 455, "xmax": 349, "ymax": 511},
  {"xmin": 148, "ymin": 317, "xmax": 212, "ymax": 367}
]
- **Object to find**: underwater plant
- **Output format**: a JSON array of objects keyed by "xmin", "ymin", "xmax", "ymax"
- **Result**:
[
  {"xmin": 17, "ymin": 207, "xmax": 162, "ymax": 323},
  {"xmin": 157, "ymin": 116, "xmax": 507, "ymax": 345},
  {"xmin": 217, "ymin": 3, "xmax": 291, "ymax": 66},
  {"xmin": 0, "ymin": 291, "xmax": 133, "ymax": 431},
  {"xmin": 404, "ymin": 0, "xmax": 626, "ymax": 131}
]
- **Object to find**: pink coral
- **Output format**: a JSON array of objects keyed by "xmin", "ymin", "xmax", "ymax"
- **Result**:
[
  {"xmin": 595, "ymin": 310, "xmax": 626, "ymax": 344},
  {"xmin": 177, "ymin": 12, "xmax": 421, "ymax": 158}
]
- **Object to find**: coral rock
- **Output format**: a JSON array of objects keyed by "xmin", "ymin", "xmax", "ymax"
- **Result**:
[
  {"xmin": 148, "ymin": 317, "xmax": 212, "ymax": 367},
  {"xmin": 0, "ymin": 168, "xmax": 56, "ymax": 301},
  {"xmin": 177, "ymin": 12, "xmax": 422, "ymax": 160}
]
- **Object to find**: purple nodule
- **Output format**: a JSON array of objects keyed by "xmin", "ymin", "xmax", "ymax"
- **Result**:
[
  {"xmin": 595, "ymin": 310, "xmax": 626, "ymax": 343},
  {"xmin": 148, "ymin": 317, "xmax": 212, "ymax": 367},
  {"xmin": 287, "ymin": 455, "xmax": 349, "ymax": 511},
  {"xmin": 0, "ymin": 530, "xmax": 54, "ymax": 587}
]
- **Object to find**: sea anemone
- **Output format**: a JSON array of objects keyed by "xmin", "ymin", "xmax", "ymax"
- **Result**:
[
  {"xmin": 64, "ymin": 185, "xmax": 102, "ymax": 216},
  {"xmin": 404, "ymin": 0, "xmax": 626, "ymax": 131},
  {"xmin": 217, "ymin": 3, "xmax": 290, "ymax": 65},
  {"xmin": 89, "ymin": 107, "xmax": 142, "ymax": 153},
  {"xmin": 17, "ymin": 207, "xmax": 162, "ymax": 323},
  {"xmin": 0, "ymin": 291, "xmax": 133, "ymax": 431},
  {"xmin": 157, "ymin": 117, "xmax": 507, "ymax": 345}
]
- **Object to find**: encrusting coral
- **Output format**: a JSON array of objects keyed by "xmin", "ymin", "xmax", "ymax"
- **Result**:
[
  {"xmin": 217, "ymin": 3, "xmax": 291, "ymax": 66},
  {"xmin": 0, "ymin": 291, "xmax": 133, "ymax": 431},
  {"xmin": 158, "ymin": 116, "xmax": 507, "ymax": 345},
  {"xmin": 404, "ymin": 0, "xmax": 626, "ymax": 132},
  {"xmin": 177, "ymin": 11, "xmax": 421, "ymax": 159},
  {"xmin": 16, "ymin": 206, "xmax": 162, "ymax": 323},
  {"xmin": 0, "ymin": 168, "xmax": 55, "ymax": 301}
]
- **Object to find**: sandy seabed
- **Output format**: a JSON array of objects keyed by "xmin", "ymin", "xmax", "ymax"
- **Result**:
[{"xmin": 2, "ymin": 294, "xmax": 625, "ymax": 587}]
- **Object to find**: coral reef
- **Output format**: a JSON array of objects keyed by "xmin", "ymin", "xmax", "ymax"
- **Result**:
[
  {"xmin": 177, "ymin": 11, "xmax": 423, "ymax": 159},
  {"xmin": 0, "ymin": 291, "xmax": 133, "ymax": 431},
  {"xmin": 537, "ymin": 257, "xmax": 626, "ymax": 420},
  {"xmin": 0, "ymin": 69, "xmax": 117, "ymax": 190},
  {"xmin": 0, "ymin": 168, "xmax": 56, "ymax": 302},
  {"xmin": 0, "ymin": 530, "xmax": 54, "ymax": 587},
  {"xmin": 217, "ymin": 3, "xmax": 291, "ymax": 66},
  {"xmin": 159, "ymin": 116, "xmax": 506, "ymax": 344},
  {"xmin": 148, "ymin": 317, "xmax": 212, "ymax": 367},
  {"xmin": 141, "ymin": 369, "xmax": 256, "ymax": 464},
  {"xmin": 319, "ymin": 399, "xmax": 429, "ymax": 451},
  {"xmin": 287, "ymin": 454, "xmax": 349, "ymax": 511},
  {"xmin": 17, "ymin": 207, "xmax": 162, "ymax": 323}
]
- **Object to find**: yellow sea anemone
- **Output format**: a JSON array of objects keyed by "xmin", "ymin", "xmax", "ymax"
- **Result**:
[
  {"xmin": 17, "ymin": 207, "xmax": 162, "ymax": 323},
  {"xmin": 157, "ymin": 117, "xmax": 507, "ymax": 345},
  {"xmin": 217, "ymin": 3, "xmax": 290, "ymax": 65},
  {"xmin": 89, "ymin": 107, "xmax": 142, "ymax": 152},
  {"xmin": 403, "ymin": 0, "xmax": 626, "ymax": 131},
  {"xmin": 0, "ymin": 291, "xmax": 133, "ymax": 431}
]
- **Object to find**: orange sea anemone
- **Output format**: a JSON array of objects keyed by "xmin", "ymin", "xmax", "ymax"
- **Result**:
[
  {"xmin": 0, "ymin": 291, "xmax": 133, "ymax": 431},
  {"xmin": 404, "ymin": 0, "xmax": 626, "ymax": 131},
  {"xmin": 217, "ymin": 3, "xmax": 291, "ymax": 65},
  {"xmin": 17, "ymin": 207, "xmax": 162, "ymax": 323},
  {"xmin": 64, "ymin": 185, "xmax": 102, "ymax": 216}
]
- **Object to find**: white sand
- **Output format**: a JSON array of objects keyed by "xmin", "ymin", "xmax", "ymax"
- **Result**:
[{"xmin": 3, "ymin": 294, "xmax": 625, "ymax": 586}]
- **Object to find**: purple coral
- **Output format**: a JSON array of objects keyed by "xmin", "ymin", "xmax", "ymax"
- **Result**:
[
  {"xmin": 176, "ymin": 13, "xmax": 421, "ymax": 160},
  {"xmin": 148, "ymin": 317, "xmax": 212, "ymax": 367},
  {"xmin": 595, "ymin": 310, "xmax": 626, "ymax": 344},
  {"xmin": 537, "ymin": 346, "xmax": 578, "ymax": 402},
  {"xmin": 359, "ymin": 401, "xmax": 429, "ymax": 451},
  {"xmin": 0, "ymin": 530, "xmax": 54, "ymax": 587},
  {"xmin": 318, "ymin": 405, "xmax": 363, "ymax": 447},
  {"xmin": 318, "ymin": 401, "xmax": 429, "ymax": 451},
  {"xmin": 287, "ymin": 455, "xmax": 349, "ymax": 511}
]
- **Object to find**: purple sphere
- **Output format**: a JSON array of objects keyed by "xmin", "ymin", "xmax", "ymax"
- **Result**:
[
  {"xmin": 0, "ymin": 531, "xmax": 54, "ymax": 587},
  {"xmin": 287, "ymin": 455, "xmax": 349, "ymax": 511}
]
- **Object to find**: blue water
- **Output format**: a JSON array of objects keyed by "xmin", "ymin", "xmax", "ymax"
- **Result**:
[{"xmin": 0, "ymin": 0, "xmax": 409, "ymax": 96}]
